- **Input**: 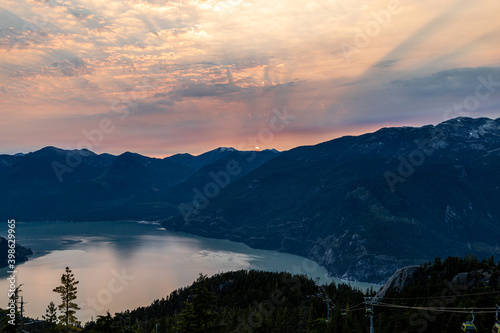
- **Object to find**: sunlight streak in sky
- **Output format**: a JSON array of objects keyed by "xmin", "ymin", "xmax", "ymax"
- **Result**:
[{"xmin": 1, "ymin": 0, "xmax": 499, "ymax": 156}]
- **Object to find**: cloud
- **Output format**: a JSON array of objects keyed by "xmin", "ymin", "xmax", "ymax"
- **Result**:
[
  {"xmin": 390, "ymin": 66, "xmax": 500, "ymax": 97},
  {"xmin": 170, "ymin": 82, "xmax": 240, "ymax": 98},
  {"xmin": 1, "ymin": 0, "xmax": 500, "ymax": 156},
  {"xmin": 51, "ymin": 57, "xmax": 94, "ymax": 77},
  {"xmin": 373, "ymin": 59, "xmax": 398, "ymax": 69},
  {"xmin": 156, "ymin": 99, "xmax": 175, "ymax": 106},
  {"xmin": 153, "ymin": 92, "xmax": 168, "ymax": 98}
]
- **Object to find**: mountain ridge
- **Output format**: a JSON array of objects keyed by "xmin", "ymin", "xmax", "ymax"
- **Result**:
[
  {"xmin": 0, "ymin": 146, "xmax": 280, "ymax": 221},
  {"xmin": 2, "ymin": 116, "xmax": 499, "ymax": 283},
  {"xmin": 160, "ymin": 116, "xmax": 500, "ymax": 282}
]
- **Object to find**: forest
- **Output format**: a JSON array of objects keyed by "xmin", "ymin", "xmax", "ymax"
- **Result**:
[{"xmin": 1, "ymin": 256, "xmax": 499, "ymax": 332}]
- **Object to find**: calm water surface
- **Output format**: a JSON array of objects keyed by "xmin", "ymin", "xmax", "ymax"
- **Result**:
[{"xmin": 0, "ymin": 221, "xmax": 379, "ymax": 322}]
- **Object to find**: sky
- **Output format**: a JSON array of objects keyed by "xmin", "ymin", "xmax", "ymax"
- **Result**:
[{"xmin": 1, "ymin": 0, "xmax": 500, "ymax": 157}]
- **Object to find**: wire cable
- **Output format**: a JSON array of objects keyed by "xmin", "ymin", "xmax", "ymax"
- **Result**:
[
  {"xmin": 380, "ymin": 290, "xmax": 500, "ymax": 301},
  {"xmin": 376, "ymin": 302, "xmax": 497, "ymax": 314}
]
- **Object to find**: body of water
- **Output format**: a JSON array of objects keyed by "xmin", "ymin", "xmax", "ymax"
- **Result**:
[{"xmin": 0, "ymin": 221, "xmax": 379, "ymax": 323}]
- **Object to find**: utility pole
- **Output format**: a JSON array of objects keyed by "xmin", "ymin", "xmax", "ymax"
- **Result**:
[
  {"xmin": 364, "ymin": 297, "xmax": 378, "ymax": 333},
  {"xmin": 324, "ymin": 298, "xmax": 334, "ymax": 322},
  {"xmin": 370, "ymin": 313, "xmax": 374, "ymax": 333},
  {"xmin": 19, "ymin": 295, "xmax": 28, "ymax": 330},
  {"xmin": 20, "ymin": 296, "xmax": 24, "ymax": 320},
  {"xmin": 315, "ymin": 279, "xmax": 334, "ymax": 323}
]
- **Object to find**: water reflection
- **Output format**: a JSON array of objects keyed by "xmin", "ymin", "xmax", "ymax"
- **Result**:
[{"xmin": 0, "ymin": 221, "xmax": 379, "ymax": 323}]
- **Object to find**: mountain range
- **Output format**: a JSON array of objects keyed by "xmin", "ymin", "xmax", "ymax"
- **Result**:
[
  {"xmin": 2, "ymin": 116, "xmax": 499, "ymax": 282},
  {"xmin": 0, "ymin": 146, "xmax": 279, "ymax": 220}
]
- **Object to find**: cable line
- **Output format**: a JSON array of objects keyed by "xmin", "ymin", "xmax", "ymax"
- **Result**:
[
  {"xmin": 380, "ymin": 290, "xmax": 500, "ymax": 301},
  {"xmin": 376, "ymin": 302, "xmax": 497, "ymax": 314}
]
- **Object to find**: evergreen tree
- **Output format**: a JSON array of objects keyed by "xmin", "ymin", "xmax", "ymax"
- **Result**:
[
  {"xmin": 0, "ymin": 314, "xmax": 17, "ymax": 333},
  {"xmin": 176, "ymin": 274, "xmax": 221, "ymax": 332},
  {"xmin": 1, "ymin": 284, "xmax": 22, "ymax": 332},
  {"xmin": 53, "ymin": 266, "xmax": 80, "ymax": 332},
  {"xmin": 176, "ymin": 302, "xmax": 197, "ymax": 333},
  {"xmin": 1, "ymin": 284, "xmax": 22, "ymax": 333},
  {"xmin": 92, "ymin": 312, "xmax": 113, "ymax": 332},
  {"xmin": 43, "ymin": 301, "xmax": 59, "ymax": 333}
]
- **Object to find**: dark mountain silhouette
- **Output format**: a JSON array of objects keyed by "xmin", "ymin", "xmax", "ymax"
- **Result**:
[
  {"xmin": 0, "ymin": 147, "xmax": 279, "ymax": 221},
  {"xmin": 161, "ymin": 117, "xmax": 500, "ymax": 282},
  {"xmin": 166, "ymin": 147, "xmax": 238, "ymax": 170},
  {"xmin": 0, "ymin": 236, "xmax": 32, "ymax": 268},
  {"xmin": 2, "ymin": 117, "xmax": 499, "ymax": 282}
]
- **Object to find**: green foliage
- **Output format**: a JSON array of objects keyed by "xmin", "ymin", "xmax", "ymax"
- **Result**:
[
  {"xmin": 78, "ymin": 257, "xmax": 500, "ymax": 333},
  {"xmin": 86, "ymin": 312, "xmax": 135, "ymax": 333},
  {"xmin": 176, "ymin": 274, "xmax": 222, "ymax": 332},
  {"xmin": 2, "ymin": 256, "xmax": 499, "ymax": 333},
  {"xmin": 1, "ymin": 284, "xmax": 23, "ymax": 332},
  {"xmin": 176, "ymin": 302, "xmax": 197, "ymax": 333},
  {"xmin": 1, "ymin": 314, "xmax": 18, "ymax": 333},
  {"xmin": 53, "ymin": 266, "xmax": 81, "ymax": 332},
  {"xmin": 42, "ymin": 301, "xmax": 60, "ymax": 333},
  {"xmin": 376, "ymin": 256, "xmax": 500, "ymax": 332},
  {"xmin": 81, "ymin": 270, "xmax": 366, "ymax": 333}
]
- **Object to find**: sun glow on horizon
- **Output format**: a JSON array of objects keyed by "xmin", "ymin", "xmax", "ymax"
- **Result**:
[{"xmin": 0, "ymin": 0, "xmax": 499, "ymax": 155}]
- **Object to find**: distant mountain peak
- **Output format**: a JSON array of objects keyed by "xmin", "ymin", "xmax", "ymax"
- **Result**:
[
  {"xmin": 438, "ymin": 116, "xmax": 499, "ymax": 128},
  {"xmin": 216, "ymin": 147, "xmax": 236, "ymax": 152},
  {"xmin": 159, "ymin": 115, "xmax": 500, "ymax": 282},
  {"xmin": 39, "ymin": 146, "xmax": 65, "ymax": 153},
  {"xmin": 36, "ymin": 146, "xmax": 97, "ymax": 157}
]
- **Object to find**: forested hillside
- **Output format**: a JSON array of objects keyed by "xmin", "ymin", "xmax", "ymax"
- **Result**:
[
  {"xmin": 2, "ymin": 256, "xmax": 489, "ymax": 333},
  {"xmin": 81, "ymin": 270, "xmax": 369, "ymax": 333},
  {"xmin": 0, "ymin": 236, "xmax": 32, "ymax": 268},
  {"xmin": 2, "ymin": 256, "xmax": 499, "ymax": 332},
  {"xmin": 375, "ymin": 256, "xmax": 500, "ymax": 332}
]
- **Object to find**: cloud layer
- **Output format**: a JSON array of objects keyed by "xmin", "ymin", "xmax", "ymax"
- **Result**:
[{"xmin": 1, "ymin": 0, "xmax": 499, "ymax": 156}]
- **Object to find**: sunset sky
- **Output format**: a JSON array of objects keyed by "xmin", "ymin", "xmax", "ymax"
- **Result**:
[{"xmin": 1, "ymin": 0, "xmax": 499, "ymax": 157}]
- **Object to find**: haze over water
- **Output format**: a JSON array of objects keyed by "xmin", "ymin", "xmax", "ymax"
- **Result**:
[{"xmin": 1, "ymin": 221, "xmax": 378, "ymax": 323}]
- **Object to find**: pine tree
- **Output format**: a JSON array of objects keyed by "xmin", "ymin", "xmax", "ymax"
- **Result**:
[
  {"xmin": 53, "ymin": 266, "xmax": 80, "ymax": 332},
  {"xmin": 43, "ymin": 301, "xmax": 59, "ymax": 333},
  {"xmin": 1, "ymin": 284, "xmax": 22, "ymax": 333},
  {"xmin": 176, "ymin": 302, "xmax": 198, "ymax": 333},
  {"xmin": 176, "ymin": 274, "xmax": 221, "ymax": 332},
  {"xmin": 0, "ymin": 314, "xmax": 17, "ymax": 333}
]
